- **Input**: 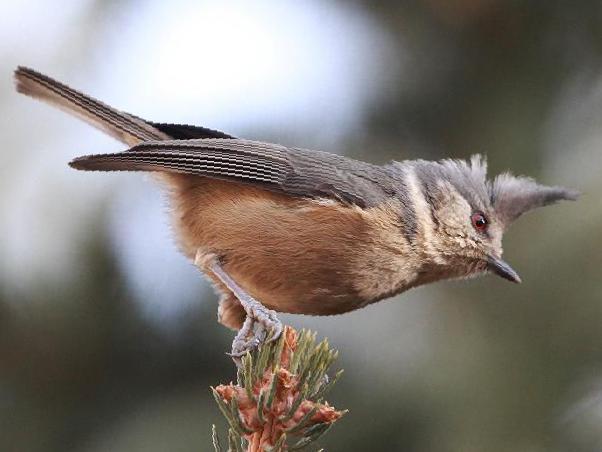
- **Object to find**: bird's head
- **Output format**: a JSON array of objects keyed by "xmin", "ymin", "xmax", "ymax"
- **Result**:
[{"xmin": 410, "ymin": 155, "xmax": 578, "ymax": 283}]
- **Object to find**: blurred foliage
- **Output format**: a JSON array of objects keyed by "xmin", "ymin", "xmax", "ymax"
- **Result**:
[{"xmin": 2, "ymin": 1, "xmax": 602, "ymax": 451}]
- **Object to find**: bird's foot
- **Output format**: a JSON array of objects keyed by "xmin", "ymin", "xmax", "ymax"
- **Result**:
[
  {"xmin": 229, "ymin": 304, "xmax": 283, "ymax": 360},
  {"xmin": 195, "ymin": 249, "xmax": 283, "ymax": 363},
  {"xmin": 229, "ymin": 316, "xmax": 259, "ymax": 358},
  {"xmin": 242, "ymin": 297, "xmax": 283, "ymax": 344}
]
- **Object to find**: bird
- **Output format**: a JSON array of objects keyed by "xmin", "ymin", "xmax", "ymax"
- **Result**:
[{"xmin": 14, "ymin": 66, "xmax": 578, "ymax": 357}]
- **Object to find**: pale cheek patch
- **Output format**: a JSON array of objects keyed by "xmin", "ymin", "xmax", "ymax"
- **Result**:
[
  {"xmin": 435, "ymin": 181, "xmax": 472, "ymax": 233},
  {"xmin": 433, "ymin": 181, "xmax": 486, "ymax": 257}
]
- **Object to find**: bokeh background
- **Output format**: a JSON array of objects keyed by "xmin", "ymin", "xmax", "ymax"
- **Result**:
[{"xmin": 1, "ymin": 1, "xmax": 601, "ymax": 451}]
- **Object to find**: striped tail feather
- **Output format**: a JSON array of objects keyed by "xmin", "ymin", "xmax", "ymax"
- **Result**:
[{"xmin": 14, "ymin": 66, "xmax": 170, "ymax": 146}]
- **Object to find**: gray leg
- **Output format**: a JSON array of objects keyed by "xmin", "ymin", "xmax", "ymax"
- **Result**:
[
  {"xmin": 210, "ymin": 261, "xmax": 283, "ymax": 356},
  {"xmin": 195, "ymin": 250, "xmax": 283, "ymax": 358}
]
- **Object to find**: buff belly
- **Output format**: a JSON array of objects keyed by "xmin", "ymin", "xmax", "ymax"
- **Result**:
[{"xmin": 164, "ymin": 175, "xmax": 378, "ymax": 315}]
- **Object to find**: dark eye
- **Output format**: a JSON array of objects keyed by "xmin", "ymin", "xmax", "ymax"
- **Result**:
[{"xmin": 471, "ymin": 212, "xmax": 488, "ymax": 232}]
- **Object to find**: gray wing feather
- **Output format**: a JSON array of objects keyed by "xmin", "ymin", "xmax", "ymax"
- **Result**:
[
  {"xmin": 70, "ymin": 139, "xmax": 393, "ymax": 207},
  {"xmin": 14, "ymin": 67, "xmax": 395, "ymax": 207}
]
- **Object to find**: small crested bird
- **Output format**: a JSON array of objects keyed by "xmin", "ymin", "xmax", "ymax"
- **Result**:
[{"xmin": 14, "ymin": 67, "xmax": 577, "ymax": 356}]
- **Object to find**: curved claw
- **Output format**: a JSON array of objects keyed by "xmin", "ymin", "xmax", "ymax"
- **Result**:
[
  {"xmin": 229, "ymin": 337, "xmax": 261, "ymax": 358},
  {"xmin": 265, "ymin": 317, "xmax": 283, "ymax": 343}
]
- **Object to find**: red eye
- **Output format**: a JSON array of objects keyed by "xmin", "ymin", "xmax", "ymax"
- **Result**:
[{"xmin": 471, "ymin": 212, "xmax": 488, "ymax": 232}]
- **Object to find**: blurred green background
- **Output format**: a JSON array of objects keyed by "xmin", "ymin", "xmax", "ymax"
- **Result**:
[{"xmin": 1, "ymin": 1, "xmax": 601, "ymax": 451}]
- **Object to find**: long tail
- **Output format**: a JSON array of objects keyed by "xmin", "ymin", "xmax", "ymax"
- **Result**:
[{"xmin": 14, "ymin": 66, "xmax": 170, "ymax": 146}]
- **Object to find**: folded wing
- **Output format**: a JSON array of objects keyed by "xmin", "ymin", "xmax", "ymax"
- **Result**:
[
  {"xmin": 15, "ymin": 67, "xmax": 393, "ymax": 207},
  {"xmin": 70, "ymin": 139, "xmax": 393, "ymax": 207}
]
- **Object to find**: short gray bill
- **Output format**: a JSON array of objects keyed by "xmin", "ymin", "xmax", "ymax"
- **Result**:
[{"xmin": 487, "ymin": 256, "xmax": 521, "ymax": 283}]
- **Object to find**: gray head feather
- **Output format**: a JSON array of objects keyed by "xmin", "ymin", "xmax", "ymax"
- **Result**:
[
  {"xmin": 407, "ymin": 154, "xmax": 492, "ymax": 212},
  {"xmin": 489, "ymin": 173, "xmax": 579, "ymax": 226},
  {"xmin": 438, "ymin": 155, "xmax": 490, "ymax": 210},
  {"xmin": 397, "ymin": 154, "xmax": 577, "ymax": 227}
]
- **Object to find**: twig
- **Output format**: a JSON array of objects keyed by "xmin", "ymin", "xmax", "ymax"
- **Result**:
[{"xmin": 211, "ymin": 326, "xmax": 346, "ymax": 451}]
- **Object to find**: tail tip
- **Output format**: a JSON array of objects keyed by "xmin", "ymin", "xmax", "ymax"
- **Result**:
[
  {"xmin": 14, "ymin": 66, "xmax": 39, "ymax": 96},
  {"xmin": 69, "ymin": 157, "xmax": 89, "ymax": 170}
]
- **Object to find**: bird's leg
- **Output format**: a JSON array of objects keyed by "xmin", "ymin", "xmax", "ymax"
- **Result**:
[
  {"xmin": 194, "ymin": 250, "xmax": 283, "ymax": 358},
  {"xmin": 210, "ymin": 261, "xmax": 283, "ymax": 356}
]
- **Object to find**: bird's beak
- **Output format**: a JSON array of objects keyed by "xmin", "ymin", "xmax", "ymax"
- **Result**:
[{"xmin": 487, "ymin": 256, "xmax": 521, "ymax": 284}]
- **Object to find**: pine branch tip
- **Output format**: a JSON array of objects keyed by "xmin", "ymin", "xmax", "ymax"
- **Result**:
[{"xmin": 211, "ymin": 325, "xmax": 345, "ymax": 451}]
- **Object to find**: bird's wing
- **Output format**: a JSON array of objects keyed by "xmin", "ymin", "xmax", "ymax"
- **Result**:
[
  {"xmin": 15, "ymin": 67, "xmax": 394, "ymax": 206},
  {"xmin": 70, "ymin": 139, "xmax": 394, "ymax": 207}
]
